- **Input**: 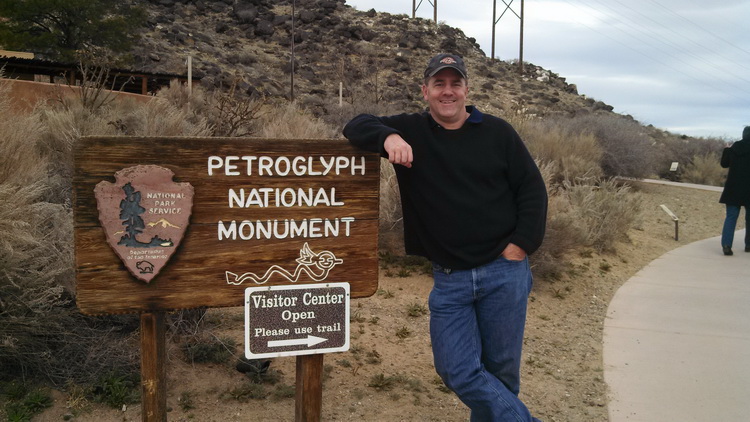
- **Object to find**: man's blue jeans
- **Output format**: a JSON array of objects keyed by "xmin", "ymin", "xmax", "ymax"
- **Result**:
[
  {"xmin": 430, "ymin": 256, "xmax": 535, "ymax": 422},
  {"xmin": 721, "ymin": 204, "xmax": 749, "ymax": 248}
]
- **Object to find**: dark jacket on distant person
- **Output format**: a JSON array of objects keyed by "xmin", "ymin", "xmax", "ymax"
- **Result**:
[{"xmin": 720, "ymin": 127, "xmax": 750, "ymax": 206}]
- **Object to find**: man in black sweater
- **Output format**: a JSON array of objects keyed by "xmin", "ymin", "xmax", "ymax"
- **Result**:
[{"xmin": 343, "ymin": 53, "xmax": 547, "ymax": 421}]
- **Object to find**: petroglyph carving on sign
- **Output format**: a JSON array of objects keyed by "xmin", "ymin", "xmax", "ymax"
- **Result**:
[{"xmin": 226, "ymin": 243, "xmax": 343, "ymax": 285}]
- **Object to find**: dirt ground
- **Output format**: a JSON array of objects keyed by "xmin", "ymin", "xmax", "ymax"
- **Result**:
[{"xmin": 35, "ymin": 181, "xmax": 732, "ymax": 422}]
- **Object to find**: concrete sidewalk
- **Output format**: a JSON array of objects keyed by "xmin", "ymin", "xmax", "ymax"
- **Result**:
[{"xmin": 604, "ymin": 230, "xmax": 750, "ymax": 421}]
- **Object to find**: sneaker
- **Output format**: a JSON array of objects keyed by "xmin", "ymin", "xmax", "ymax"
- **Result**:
[{"xmin": 723, "ymin": 246, "xmax": 733, "ymax": 256}]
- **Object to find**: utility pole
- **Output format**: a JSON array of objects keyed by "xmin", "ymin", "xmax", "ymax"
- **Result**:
[
  {"xmin": 412, "ymin": 0, "xmax": 438, "ymax": 23},
  {"xmin": 491, "ymin": 0, "xmax": 525, "ymax": 73},
  {"xmin": 519, "ymin": 0, "xmax": 525, "ymax": 74},
  {"xmin": 290, "ymin": 0, "xmax": 296, "ymax": 102}
]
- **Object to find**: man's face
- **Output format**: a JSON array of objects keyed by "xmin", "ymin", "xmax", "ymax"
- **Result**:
[{"xmin": 421, "ymin": 68, "xmax": 469, "ymax": 127}]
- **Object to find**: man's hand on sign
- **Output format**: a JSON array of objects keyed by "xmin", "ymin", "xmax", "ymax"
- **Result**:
[{"xmin": 384, "ymin": 133, "xmax": 413, "ymax": 168}]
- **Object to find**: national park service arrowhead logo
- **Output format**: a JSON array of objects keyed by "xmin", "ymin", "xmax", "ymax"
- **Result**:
[{"xmin": 94, "ymin": 165, "xmax": 193, "ymax": 283}]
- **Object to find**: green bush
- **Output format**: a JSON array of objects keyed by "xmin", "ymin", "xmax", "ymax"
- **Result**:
[
  {"xmin": 1, "ymin": 382, "xmax": 53, "ymax": 422},
  {"xmin": 92, "ymin": 372, "xmax": 140, "ymax": 409}
]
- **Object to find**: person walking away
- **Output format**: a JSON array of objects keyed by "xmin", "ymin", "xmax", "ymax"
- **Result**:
[
  {"xmin": 719, "ymin": 126, "xmax": 750, "ymax": 255},
  {"xmin": 343, "ymin": 53, "xmax": 547, "ymax": 421}
]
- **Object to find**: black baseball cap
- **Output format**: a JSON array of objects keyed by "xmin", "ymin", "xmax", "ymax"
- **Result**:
[{"xmin": 424, "ymin": 53, "xmax": 468, "ymax": 80}]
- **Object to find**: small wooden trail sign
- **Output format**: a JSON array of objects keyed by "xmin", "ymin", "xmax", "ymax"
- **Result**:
[{"xmin": 73, "ymin": 136, "xmax": 380, "ymax": 421}]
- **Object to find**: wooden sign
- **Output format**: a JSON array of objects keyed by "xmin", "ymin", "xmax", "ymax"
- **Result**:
[
  {"xmin": 74, "ymin": 137, "xmax": 380, "ymax": 315},
  {"xmin": 245, "ymin": 283, "xmax": 350, "ymax": 359}
]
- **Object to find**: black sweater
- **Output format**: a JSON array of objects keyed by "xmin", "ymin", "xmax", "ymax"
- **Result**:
[
  {"xmin": 720, "ymin": 137, "xmax": 750, "ymax": 206},
  {"xmin": 343, "ymin": 106, "xmax": 547, "ymax": 270}
]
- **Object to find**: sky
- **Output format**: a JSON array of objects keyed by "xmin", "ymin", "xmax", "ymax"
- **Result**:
[{"xmin": 345, "ymin": 0, "xmax": 750, "ymax": 140}]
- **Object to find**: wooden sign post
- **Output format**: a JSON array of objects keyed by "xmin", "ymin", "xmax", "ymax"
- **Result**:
[{"xmin": 74, "ymin": 137, "xmax": 380, "ymax": 421}]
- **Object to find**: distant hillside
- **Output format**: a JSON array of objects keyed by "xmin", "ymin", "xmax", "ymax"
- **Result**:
[{"xmin": 131, "ymin": 0, "xmax": 616, "ymax": 120}]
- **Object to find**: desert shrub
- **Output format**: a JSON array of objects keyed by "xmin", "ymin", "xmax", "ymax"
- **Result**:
[
  {"xmin": 0, "ymin": 183, "xmax": 140, "ymax": 385},
  {"xmin": 0, "ymin": 179, "xmax": 140, "ymax": 385},
  {"xmin": 107, "ymin": 96, "xmax": 212, "ymax": 137},
  {"xmin": 0, "ymin": 184, "xmax": 135, "ymax": 387},
  {"xmin": 225, "ymin": 383, "xmax": 268, "ymax": 401},
  {"xmin": 155, "ymin": 79, "xmax": 209, "ymax": 115},
  {"xmin": 91, "ymin": 371, "xmax": 140, "ymax": 409},
  {"xmin": 531, "ymin": 193, "xmax": 588, "ymax": 278},
  {"xmin": 517, "ymin": 118, "xmax": 603, "ymax": 185},
  {"xmin": 32, "ymin": 89, "xmax": 211, "ymax": 203},
  {"xmin": 529, "ymin": 162, "xmax": 588, "ymax": 278},
  {"xmin": 566, "ymin": 114, "xmax": 654, "ymax": 179},
  {"xmin": 562, "ymin": 179, "xmax": 642, "ymax": 252},
  {"xmin": 1, "ymin": 385, "xmax": 53, "ymax": 421},
  {"xmin": 271, "ymin": 384, "xmax": 296, "ymax": 400},
  {"xmin": 73, "ymin": 50, "xmax": 135, "ymax": 112},
  {"xmin": 681, "ymin": 152, "xmax": 726, "ymax": 186},
  {"xmin": 0, "ymin": 81, "xmax": 45, "ymax": 186},
  {"xmin": 202, "ymin": 79, "xmax": 265, "ymax": 137},
  {"xmin": 1, "ymin": 79, "xmax": 217, "ymax": 388},
  {"xmin": 651, "ymin": 133, "xmax": 726, "ymax": 180},
  {"xmin": 258, "ymin": 101, "xmax": 338, "ymax": 139},
  {"xmin": 181, "ymin": 336, "xmax": 236, "ymax": 364}
]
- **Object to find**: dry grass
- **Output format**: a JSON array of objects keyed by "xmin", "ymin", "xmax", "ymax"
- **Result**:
[
  {"xmin": 563, "ymin": 178, "xmax": 643, "ymax": 252},
  {"xmin": 0, "ymin": 177, "xmax": 141, "ymax": 385},
  {"xmin": 380, "ymin": 160, "xmax": 403, "ymax": 232},
  {"xmin": 155, "ymin": 79, "xmax": 210, "ymax": 115},
  {"xmin": 651, "ymin": 133, "xmax": 726, "ymax": 180},
  {"xmin": 0, "ymin": 80, "xmax": 46, "ymax": 185},
  {"xmin": 0, "ymin": 79, "xmax": 224, "ymax": 388},
  {"xmin": 112, "ymin": 97, "xmax": 212, "ymax": 137},
  {"xmin": 681, "ymin": 152, "xmax": 726, "ymax": 186},
  {"xmin": 517, "ymin": 118, "xmax": 603, "ymax": 184},
  {"xmin": 559, "ymin": 114, "xmax": 655, "ymax": 179},
  {"xmin": 258, "ymin": 101, "xmax": 338, "ymax": 139},
  {"xmin": 529, "ymin": 162, "xmax": 587, "ymax": 278}
]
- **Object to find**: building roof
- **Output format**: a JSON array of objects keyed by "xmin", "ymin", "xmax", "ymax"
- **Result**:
[{"xmin": 1, "ymin": 55, "xmax": 199, "ymax": 95}]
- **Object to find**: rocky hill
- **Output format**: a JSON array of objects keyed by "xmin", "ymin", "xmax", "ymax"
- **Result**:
[{"xmin": 131, "ymin": 0, "xmax": 615, "ymax": 120}]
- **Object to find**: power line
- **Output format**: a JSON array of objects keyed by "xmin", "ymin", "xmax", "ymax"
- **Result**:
[
  {"xmin": 582, "ymin": 0, "xmax": 750, "ymax": 90},
  {"xmin": 552, "ymin": 0, "xmax": 750, "ymax": 101},
  {"xmin": 600, "ymin": 0, "xmax": 750, "ymax": 74},
  {"xmin": 647, "ymin": 0, "xmax": 750, "ymax": 60}
]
